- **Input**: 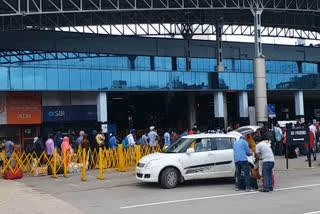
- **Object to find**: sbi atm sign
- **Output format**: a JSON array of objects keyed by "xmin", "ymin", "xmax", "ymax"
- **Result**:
[
  {"xmin": 43, "ymin": 105, "xmax": 97, "ymax": 122},
  {"xmin": 48, "ymin": 110, "xmax": 65, "ymax": 117}
]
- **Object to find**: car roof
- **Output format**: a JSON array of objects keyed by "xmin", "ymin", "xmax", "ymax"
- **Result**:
[{"xmin": 181, "ymin": 133, "xmax": 236, "ymax": 139}]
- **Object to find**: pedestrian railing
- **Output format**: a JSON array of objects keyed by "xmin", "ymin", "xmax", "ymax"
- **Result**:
[{"xmin": 0, "ymin": 144, "xmax": 165, "ymax": 180}]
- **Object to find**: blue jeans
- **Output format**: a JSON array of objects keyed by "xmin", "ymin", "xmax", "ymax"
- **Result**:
[
  {"xmin": 262, "ymin": 161, "xmax": 274, "ymax": 191},
  {"xmin": 235, "ymin": 161, "xmax": 250, "ymax": 190}
]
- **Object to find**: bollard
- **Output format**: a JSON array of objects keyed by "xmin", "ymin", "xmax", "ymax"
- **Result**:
[
  {"xmin": 81, "ymin": 148, "xmax": 87, "ymax": 181},
  {"xmin": 117, "ymin": 144, "xmax": 125, "ymax": 172},
  {"xmin": 63, "ymin": 149, "xmax": 68, "ymax": 178},
  {"xmin": 97, "ymin": 147, "xmax": 105, "ymax": 180},
  {"xmin": 3, "ymin": 150, "xmax": 6, "ymax": 172},
  {"xmin": 51, "ymin": 149, "xmax": 58, "ymax": 178}
]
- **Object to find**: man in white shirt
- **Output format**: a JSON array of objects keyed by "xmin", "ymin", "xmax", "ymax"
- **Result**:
[
  {"xmin": 127, "ymin": 129, "xmax": 136, "ymax": 147},
  {"xmin": 255, "ymin": 136, "xmax": 275, "ymax": 192},
  {"xmin": 148, "ymin": 126, "xmax": 158, "ymax": 150},
  {"xmin": 309, "ymin": 122, "xmax": 317, "ymax": 160}
]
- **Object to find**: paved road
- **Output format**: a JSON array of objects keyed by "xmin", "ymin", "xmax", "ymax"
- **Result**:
[{"xmin": 2, "ymin": 156, "xmax": 320, "ymax": 214}]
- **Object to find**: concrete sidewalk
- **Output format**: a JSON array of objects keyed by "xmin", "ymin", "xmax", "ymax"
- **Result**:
[{"xmin": 274, "ymin": 154, "xmax": 320, "ymax": 171}]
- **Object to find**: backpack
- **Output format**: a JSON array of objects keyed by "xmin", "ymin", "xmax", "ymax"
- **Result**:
[{"xmin": 122, "ymin": 136, "xmax": 129, "ymax": 149}]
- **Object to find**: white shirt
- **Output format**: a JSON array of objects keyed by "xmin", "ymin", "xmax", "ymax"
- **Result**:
[
  {"xmin": 148, "ymin": 131, "xmax": 158, "ymax": 147},
  {"xmin": 127, "ymin": 134, "xmax": 135, "ymax": 146},
  {"xmin": 256, "ymin": 141, "xmax": 275, "ymax": 162},
  {"xmin": 309, "ymin": 124, "xmax": 316, "ymax": 136}
]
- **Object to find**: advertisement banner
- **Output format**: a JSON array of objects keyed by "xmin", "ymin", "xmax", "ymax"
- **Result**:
[
  {"xmin": 42, "ymin": 105, "xmax": 97, "ymax": 122},
  {"xmin": 6, "ymin": 92, "xmax": 42, "ymax": 124},
  {"xmin": 0, "ymin": 93, "xmax": 7, "ymax": 124}
]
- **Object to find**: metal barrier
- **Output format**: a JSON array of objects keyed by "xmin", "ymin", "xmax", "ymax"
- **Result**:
[{"xmin": 0, "ymin": 144, "xmax": 164, "ymax": 180}]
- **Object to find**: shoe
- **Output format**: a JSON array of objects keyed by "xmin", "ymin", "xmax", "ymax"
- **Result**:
[
  {"xmin": 270, "ymin": 188, "xmax": 273, "ymax": 191},
  {"xmin": 245, "ymin": 189, "xmax": 257, "ymax": 192},
  {"xmin": 235, "ymin": 188, "xmax": 240, "ymax": 191},
  {"xmin": 259, "ymin": 189, "xmax": 270, "ymax": 192}
]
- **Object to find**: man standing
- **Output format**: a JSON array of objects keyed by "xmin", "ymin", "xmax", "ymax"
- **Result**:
[
  {"xmin": 127, "ymin": 129, "xmax": 136, "ymax": 147},
  {"xmin": 5, "ymin": 137, "xmax": 15, "ymax": 167},
  {"xmin": 95, "ymin": 130, "xmax": 105, "ymax": 148},
  {"xmin": 108, "ymin": 133, "xmax": 118, "ymax": 150},
  {"xmin": 45, "ymin": 134, "xmax": 55, "ymax": 158},
  {"xmin": 233, "ymin": 136, "xmax": 254, "ymax": 192},
  {"xmin": 274, "ymin": 124, "xmax": 283, "ymax": 156},
  {"xmin": 255, "ymin": 136, "xmax": 275, "ymax": 192},
  {"xmin": 163, "ymin": 130, "xmax": 171, "ymax": 148},
  {"xmin": 309, "ymin": 122, "xmax": 317, "ymax": 160},
  {"xmin": 148, "ymin": 126, "xmax": 158, "ymax": 150}
]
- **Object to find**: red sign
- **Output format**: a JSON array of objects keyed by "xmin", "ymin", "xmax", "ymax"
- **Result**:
[{"xmin": 6, "ymin": 92, "xmax": 41, "ymax": 124}]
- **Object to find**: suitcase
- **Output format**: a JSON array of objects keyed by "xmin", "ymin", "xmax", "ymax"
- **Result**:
[{"xmin": 4, "ymin": 169, "xmax": 23, "ymax": 180}]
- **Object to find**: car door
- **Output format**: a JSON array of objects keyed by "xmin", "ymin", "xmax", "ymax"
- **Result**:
[
  {"xmin": 212, "ymin": 137, "xmax": 235, "ymax": 178},
  {"xmin": 182, "ymin": 138, "xmax": 216, "ymax": 180}
]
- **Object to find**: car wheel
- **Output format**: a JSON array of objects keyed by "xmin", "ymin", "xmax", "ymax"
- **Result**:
[{"xmin": 160, "ymin": 167, "xmax": 179, "ymax": 189}]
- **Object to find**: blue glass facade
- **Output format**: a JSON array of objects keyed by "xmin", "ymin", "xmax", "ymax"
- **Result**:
[{"xmin": 0, "ymin": 54, "xmax": 318, "ymax": 91}]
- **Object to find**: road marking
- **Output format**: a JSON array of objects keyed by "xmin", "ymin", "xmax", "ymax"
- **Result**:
[
  {"xmin": 69, "ymin": 184, "xmax": 79, "ymax": 187},
  {"xmin": 54, "ymin": 179, "xmax": 61, "ymax": 182},
  {"xmin": 120, "ymin": 183, "xmax": 320, "ymax": 210},
  {"xmin": 304, "ymin": 211, "xmax": 320, "ymax": 214}
]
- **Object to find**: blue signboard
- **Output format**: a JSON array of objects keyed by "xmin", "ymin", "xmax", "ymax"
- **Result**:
[
  {"xmin": 43, "ymin": 105, "xmax": 97, "ymax": 122},
  {"xmin": 267, "ymin": 104, "xmax": 275, "ymax": 117}
]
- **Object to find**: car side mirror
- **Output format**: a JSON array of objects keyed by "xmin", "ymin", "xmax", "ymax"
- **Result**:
[{"xmin": 186, "ymin": 148, "xmax": 195, "ymax": 154}]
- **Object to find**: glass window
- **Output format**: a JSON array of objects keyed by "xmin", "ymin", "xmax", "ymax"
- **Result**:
[
  {"xmin": 213, "ymin": 138, "xmax": 233, "ymax": 150},
  {"xmin": 34, "ymin": 69, "xmax": 47, "ymax": 90},
  {"xmin": 194, "ymin": 138, "xmax": 215, "ymax": 152},
  {"xmin": 10, "ymin": 67, "xmax": 23, "ymax": 90},
  {"xmin": 0, "ymin": 67, "xmax": 9, "ymax": 90},
  {"xmin": 69, "ymin": 69, "xmax": 81, "ymax": 90}
]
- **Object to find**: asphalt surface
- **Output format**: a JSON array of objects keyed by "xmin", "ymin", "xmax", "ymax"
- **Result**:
[{"xmin": 3, "ymin": 156, "xmax": 320, "ymax": 214}]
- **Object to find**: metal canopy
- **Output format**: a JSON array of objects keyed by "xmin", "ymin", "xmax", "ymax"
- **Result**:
[{"xmin": 0, "ymin": 0, "xmax": 319, "ymax": 36}]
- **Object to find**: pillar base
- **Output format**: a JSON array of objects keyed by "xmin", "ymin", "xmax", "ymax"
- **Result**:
[
  {"xmin": 295, "ymin": 115, "xmax": 305, "ymax": 123},
  {"xmin": 239, "ymin": 117, "xmax": 250, "ymax": 126},
  {"xmin": 215, "ymin": 65, "xmax": 225, "ymax": 72},
  {"xmin": 214, "ymin": 118, "xmax": 225, "ymax": 130}
]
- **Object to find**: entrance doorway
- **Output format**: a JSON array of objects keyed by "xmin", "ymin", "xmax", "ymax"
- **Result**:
[{"xmin": 20, "ymin": 126, "xmax": 40, "ymax": 153}]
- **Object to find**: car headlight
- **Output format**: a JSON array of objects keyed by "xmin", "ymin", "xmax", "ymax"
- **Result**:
[{"xmin": 145, "ymin": 160, "xmax": 154, "ymax": 169}]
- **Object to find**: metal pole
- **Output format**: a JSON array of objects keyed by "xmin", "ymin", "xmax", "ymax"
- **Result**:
[
  {"xmin": 252, "ymin": 8, "xmax": 268, "ymax": 125},
  {"xmin": 286, "ymin": 141, "xmax": 289, "ymax": 170},
  {"xmin": 215, "ymin": 23, "xmax": 225, "ymax": 72}
]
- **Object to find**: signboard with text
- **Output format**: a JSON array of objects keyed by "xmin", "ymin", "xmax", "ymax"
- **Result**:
[
  {"xmin": 42, "ymin": 105, "xmax": 97, "ymax": 122},
  {"xmin": 6, "ymin": 92, "xmax": 42, "ymax": 124},
  {"xmin": 286, "ymin": 128, "xmax": 310, "ymax": 146}
]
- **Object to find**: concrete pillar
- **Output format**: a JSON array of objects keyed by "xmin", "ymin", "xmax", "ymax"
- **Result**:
[
  {"xmin": 214, "ymin": 92, "xmax": 225, "ymax": 128},
  {"xmin": 239, "ymin": 91, "xmax": 249, "ymax": 125},
  {"xmin": 253, "ymin": 58, "xmax": 268, "ymax": 124},
  {"xmin": 188, "ymin": 93, "xmax": 197, "ymax": 130},
  {"xmin": 252, "ymin": 8, "xmax": 268, "ymax": 125},
  {"xmin": 184, "ymin": 38, "xmax": 192, "ymax": 72},
  {"xmin": 223, "ymin": 93, "xmax": 228, "ymax": 129},
  {"xmin": 215, "ymin": 23, "xmax": 225, "ymax": 72},
  {"xmin": 97, "ymin": 92, "xmax": 107, "ymax": 123},
  {"xmin": 295, "ymin": 91, "xmax": 304, "ymax": 121}
]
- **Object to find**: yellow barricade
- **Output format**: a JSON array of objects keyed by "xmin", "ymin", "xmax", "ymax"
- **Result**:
[{"xmin": 0, "ymin": 143, "xmax": 163, "ymax": 180}]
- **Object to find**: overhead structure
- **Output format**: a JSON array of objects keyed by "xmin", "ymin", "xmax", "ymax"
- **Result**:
[{"xmin": 0, "ymin": 0, "xmax": 319, "ymax": 40}]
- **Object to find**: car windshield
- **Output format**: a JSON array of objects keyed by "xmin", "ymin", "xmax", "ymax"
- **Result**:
[{"xmin": 163, "ymin": 138, "xmax": 196, "ymax": 153}]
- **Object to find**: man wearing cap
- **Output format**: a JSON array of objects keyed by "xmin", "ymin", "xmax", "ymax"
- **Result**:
[
  {"xmin": 127, "ymin": 129, "xmax": 136, "ymax": 147},
  {"xmin": 148, "ymin": 126, "xmax": 158, "ymax": 150},
  {"xmin": 233, "ymin": 136, "xmax": 254, "ymax": 192}
]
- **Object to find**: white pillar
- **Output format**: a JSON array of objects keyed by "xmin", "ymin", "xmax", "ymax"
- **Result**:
[
  {"xmin": 295, "ymin": 91, "xmax": 304, "ymax": 118},
  {"xmin": 214, "ymin": 92, "xmax": 224, "ymax": 118},
  {"xmin": 188, "ymin": 93, "xmax": 197, "ymax": 129},
  {"xmin": 97, "ymin": 92, "xmax": 107, "ymax": 123},
  {"xmin": 223, "ymin": 93, "xmax": 228, "ymax": 128},
  {"xmin": 214, "ymin": 92, "xmax": 225, "ymax": 128},
  {"xmin": 239, "ymin": 91, "xmax": 249, "ymax": 118}
]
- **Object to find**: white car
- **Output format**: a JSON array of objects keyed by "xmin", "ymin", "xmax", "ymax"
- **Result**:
[{"xmin": 136, "ymin": 133, "xmax": 256, "ymax": 189}]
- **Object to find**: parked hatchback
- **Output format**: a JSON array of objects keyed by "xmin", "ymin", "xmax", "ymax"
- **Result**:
[{"xmin": 136, "ymin": 133, "xmax": 255, "ymax": 188}]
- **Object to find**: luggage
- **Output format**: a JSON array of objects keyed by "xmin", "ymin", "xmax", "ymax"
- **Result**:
[
  {"xmin": 4, "ymin": 169, "xmax": 23, "ymax": 180},
  {"xmin": 47, "ymin": 166, "xmax": 64, "ymax": 175},
  {"xmin": 33, "ymin": 167, "xmax": 48, "ymax": 177}
]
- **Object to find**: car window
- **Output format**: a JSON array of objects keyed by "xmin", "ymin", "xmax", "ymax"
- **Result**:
[
  {"xmin": 212, "ymin": 138, "xmax": 233, "ymax": 150},
  {"xmin": 194, "ymin": 138, "xmax": 215, "ymax": 153}
]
